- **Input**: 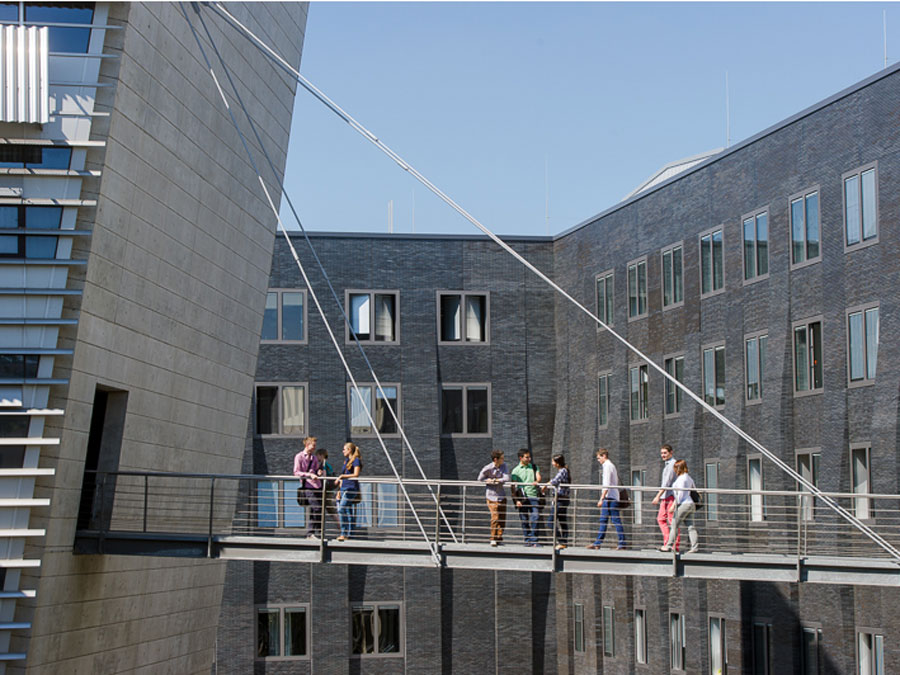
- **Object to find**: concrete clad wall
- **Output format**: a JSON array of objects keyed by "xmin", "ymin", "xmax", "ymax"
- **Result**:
[{"xmin": 18, "ymin": 3, "xmax": 307, "ymax": 673}]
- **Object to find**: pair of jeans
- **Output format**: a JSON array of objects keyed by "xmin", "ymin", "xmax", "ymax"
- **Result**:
[
  {"xmin": 337, "ymin": 490, "xmax": 358, "ymax": 537},
  {"xmin": 593, "ymin": 497, "xmax": 625, "ymax": 547},
  {"xmin": 303, "ymin": 488, "xmax": 322, "ymax": 536},
  {"xmin": 487, "ymin": 498, "xmax": 507, "ymax": 541},
  {"xmin": 657, "ymin": 495, "xmax": 680, "ymax": 548},
  {"xmin": 517, "ymin": 497, "xmax": 540, "ymax": 543},
  {"xmin": 547, "ymin": 496, "xmax": 569, "ymax": 545}
]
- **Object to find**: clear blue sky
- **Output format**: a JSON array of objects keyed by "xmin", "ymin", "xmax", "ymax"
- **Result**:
[{"xmin": 280, "ymin": 2, "xmax": 897, "ymax": 237}]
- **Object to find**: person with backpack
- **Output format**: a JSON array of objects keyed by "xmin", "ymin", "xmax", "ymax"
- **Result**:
[
  {"xmin": 510, "ymin": 449, "xmax": 542, "ymax": 546},
  {"xmin": 293, "ymin": 436, "xmax": 322, "ymax": 539},
  {"xmin": 658, "ymin": 459, "xmax": 699, "ymax": 554},
  {"xmin": 336, "ymin": 442, "xmax": 362, "ymax": 541},
  {"xmin": 543, "ymin": 454, "xmax": 571, "ymax": 550}
]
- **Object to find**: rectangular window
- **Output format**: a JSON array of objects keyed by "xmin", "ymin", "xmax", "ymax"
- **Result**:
[
  {"xmin": 705, "ymin": 462, "xmax": 719, "ymax": 521},
  {"xmin": 790, "ymin": 189, "xmax": 821, "ymax": 267},
  {"xmin": 743, "ymin": 210, "xmax": 769, "ymax": 281},
  {"xmin": 662, "ymin": 244, "xmax": 684, "ymax": 309},
  {"xmin": 752, "ymin": 623, "xmax": 771, "ymax": 675},
  {"xmin": 0, "ymin": 145, "xmax": 71, "ymax": 169},
  {"xmin": 631, "ymin": 470, "xmax": 645, "ymax": 525},
  {"xmin": 709, "ymin": 616, "xmax": 727, "ymax": 675},
  {"xmin": 700, "ymin": 228, "xmax": 724, "ymax": 296},
  {"xmin": 635, "ymin": 609, "xmax": 648, "ymax": 665},
  {"xmin": 796, "ymin": 450, "xmax": 821, "ymax": 522},
  {"xmin": 745, "ymin": 333, "xmax": 767, "ymax": 403},
  {"xmin": 348, "ymin": 383, "xmax": 400, "ymax": 436},
  {"xmin": 256, "ymin": 605, "xmax": 309, "ymax": 659},
  {"xmin": 627, "ymin": 258, "xmax": 648, "ymax": 319},
  {"xmin": 848, "ymin": 305, "xmax": 878, "ymax": 385},
  {"xmin": 851, "ymin": 446, "xmax": 872, "ymax": 520},
  {"xmin": 702, "ymin": 344, "xmax": 725, "ymax": 408},
  {"xmin": 0, "ymin": 205, "xmax": 62, "ymax": 259},
  {"xmin": 844, "ymin": 164, "xmax": 878, "ymax": 249},
  {"xmin": 748, "ymin": 457, "xmax": 764, "ymax": 522},
  {"xmin": 347, "ymin": 290, "xmax": 399, "ymax": 344},
  {"xmin": 857, "ymin": 631, "xmax": 885, "ymax": 675},
  {"xmin": 261, "ymin": 289, "xmax": 306, "ymax": 342},
  {"xmin": 629, "ymin": 363, "xmax": 649, "ymax": 422},
  {"xmin": 574, "ymin": 603, "xmax": 585, "ymax": 653},
  {"xmin": 351, "ymin": 603, "xmax": 403, "ymax": 655},
  {"xmin": 802, "ymin": 626, "xmax": 822, "ymax": 675},
  {"xmin": 603, "ymin": 605, "xmax": 615, "ymax": 657},
  {"xmin": 441, "ymin": 383, "xmax": 490, "ymax": 436},
  {"xmin": 22, "ymin": 2, "xmax": 94, "ymax": 53},
  {"xmin": 664, "ymin": 355, "xmax": 684, "ymax": 415},
  {"xmin": 598, "ymin": 373, "xmax": 610, "ymax": 429},
  {"xmin": 438, "ymin": 292, "xmax": 489, "ymax": 343},
  {"xmin": 793, "ymin": 319, "xmax": 823, "ymax": 394},
  {"xmin": 596, "ymin": 271, "xmax": 614, "ymax": 325},
  {"xmin": 670, "ymin": 612, "xmax": 686, "ymax": 670},
  {"xmin": 255, "ymin": 383, "xmax": 307, "ymax": 437}
]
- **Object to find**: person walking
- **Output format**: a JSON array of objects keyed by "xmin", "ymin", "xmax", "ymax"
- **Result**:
[
  {"xmin": 651, "ymin": 444, "xmax": 680, "ymax": 549},
  {"xmin": 587, "ymin": 449, "xmax": 626, "ymax": 550},
  {"xmin": 511, "ymin": 449, "xmax": 542, "ymax": 546},
  {"xmin": 543, "ymin": 454, "xmax": 571, "ymax": 550},
  {"xmin": 659, "ymin": 459, "xmax": 699, "ymax": 553},
  {"xmin": 477, "ymin": 450, "xmax": 510, "ymax": 546},
  {"xmin": 335, "ymin": 442, "xmax": 362, "ymax": 541},
  {"xmin": 293, "ymin": 436, "xmax": 322, "ymax": 539}
]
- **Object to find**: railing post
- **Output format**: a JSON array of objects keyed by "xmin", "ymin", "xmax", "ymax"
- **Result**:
[
  {"xmin": 571, "ymin": 487, "xmax": 578, "ymax": 547},
  {"xmin": 207, "ymin": 477, "xmax": 215, "ymax": 558},
  {"xmin": 551, "ymin": 486, "xmax": 559, "ymax": 551},
  {"xmin": 142, "ymin": 474, "xmax": 148, "ymax": 533},
  {"xmin": 97, "ymin": 473, "xmax": 106, "ymax": 554},
  {"xmin": 434, "ymin": 485, "xmax": 442, "ymax": 545},
  {"xmin": 319, "ymin": 479, "xmax": 327, "ymax": 562},
  {"xmin": 461, "ymin": 485, "xmax": 467, "ymax": 544}
]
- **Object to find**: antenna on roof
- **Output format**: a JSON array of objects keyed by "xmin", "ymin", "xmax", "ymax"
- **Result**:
[{"xmin": 725, "ymin": 71, "xmax": 731, "ymax": 148}]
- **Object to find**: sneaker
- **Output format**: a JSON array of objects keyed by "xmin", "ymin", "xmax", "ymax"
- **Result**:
[
  {"xmin": 554, "ymin": 544, "xmax": 566, "ymax": 551},
  {"xmin": 307, "ymin": 533, "xmax": 319, "ymax": 540},
  {"xmin": 337, "ymin": 535, "xmax": 346, "ymax": 542},
  {"xmin": 616, "ymin": 546, "xmax": 627, "ymax": 551},
  {"xmin": 658, "ymin": 546, "xmax": 672, "ymax": 552},
  {"xmin": 490, "ymin": 540, "xmax": 498, "ymax": 547},
  {"xmin": 687, "ymin": 546, "xmax": 699, "ymax": 554},
  {"xmin": 585, "ymin": 544, "xmax": 600, "ymax": 550}
]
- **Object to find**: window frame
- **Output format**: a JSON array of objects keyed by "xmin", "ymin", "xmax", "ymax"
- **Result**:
[
  {"xmin": 574, "ymin": 602, "xmax": 585, "ymax": 653},
  {"xmin": 747, "ymin": 455, "xmax": 765, "ymax": 523},
  {"xmin": 626, "ymin": 256, "xmax": 649, "ymax": 321},
  {"xmin": 436, "ymin": 291, "xmax": 490, "ymax": 345},
  {"xmin": 254, "ymin": 382, "xmax": 308, "ymax": 438},
  {"xmin": 631, "ymin": 468, "xmax": 645, "ymax": 525},
  {"xmin": 663, "ymin": 352, "xmax": 685, "ymax": 418},
  {"xmin": 261, "ymin": 288, "xmax": 308, "ymax": 344},
  {"xmin": 255, "ymin": 603, "xmax": 311, "ymax": 661},
  {"xmin": 846, "ymin": 302, "xmax": 879, "ymax": 388},
  {"xmin": 708, "ymin": 615, "xmax": 727, "ymax": 675},
  {"xmin": 789, "ymin": 186, "xmax": 822, "ymax": 270},
  {"xmin": 701, "ymin": 341, "xmax": 726, "ymax": 410},
  {"xmin": 440, "ymin": 382, "xmax": 492, "ymax": 437},
  {"xmin": 669, "ymin": 611, "xmax": 687, "ymax": 672},
  {"xmin": 801, "ymin": 624, "xmax": 823, "ymax": 675},
  {"xmin": 842, "ymin": 162, "xmax": 879, "ymax": 253},
  {"xmin": 792, "ymin": 316, "xmax": 824, "ymax": 397},
  {"xmin": 795, "ymin": 448, "xmax": 821, "ymax": 522},
  {"xmin": 347, "ymin": 382, "xmax": 401, "ymax": 438},
  {"xmin": 629, "ymin": 361, "xmax": 649, "ymax": 424},
  {"xmin": 0, "ymin": 205, "xmax": 63, "ymax": 260},
  {"xmin": 344, "ymin": 289, "xmax": 400, "ymax": 345},
  {"xmin": 634, "ymin": 607, "xmax": 648, "ymax": 665},
  {"xmin": 856, "ymin": 628, "xmax": 885, "ymax": 675},
  {"xmin": 598, "ymin": 371, "xmax": 611, "ymax": 430},
  {"xmin": 744, "ymin": 330, "xmax": 768, "ymax": 405},
  {"xmin": 751, "ymin": 621, "xmax": 772, "ymax": 675},
  {"xmin": 355, "ymin": 481, "xmax": 403, "ymax": 531},
  {"xmin": 602, "ymin": 604, "xmax": 615, "ymax": 657},
  {"xmin": 350, "ymin": 601, "xmax": 405, "ymax": 658},
  {"xmin": 595, "ymin": 269, "xmax": 614, "ymax": 327},
  {"xmin": 850, "ymin": 444, "xmax": 873, "ymax": 521},
  {"xmin": 705, "ymin": 461, "xmax": 719, "ymax": 522},
  {"xmin": 741, "ymin": 207, "xmax": 770, "ymax": 285},
  {"xmin": 699, "ymin": 225, "xmax": 726, "ymax": 298},
  {"xmin": 661, "ymin": 242, "xmax": 684, "ymax": 311}
]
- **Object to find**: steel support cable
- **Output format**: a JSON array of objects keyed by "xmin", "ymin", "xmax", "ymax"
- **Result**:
[
  {"xmin": 190, "ymin": 4, "xmax": 457, "ymax": 544},
  {"xmin": 180, "ymin": 4, "xmax": 441, "ymax": 566},
  {"xmin": 208, "ymin": 2, "xmax": 900, "ymax": 562}
]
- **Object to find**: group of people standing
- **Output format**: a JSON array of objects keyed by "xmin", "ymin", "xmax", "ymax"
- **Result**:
[{"xmin": 292, "ymin": 436, "xmax": 363, "ymax": 541}]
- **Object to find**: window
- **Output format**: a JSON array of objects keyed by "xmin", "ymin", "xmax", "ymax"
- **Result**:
[
  {"xmin": 752, "ymin": 622, "xmax": 771, "ymax": 675},
  {"xmin": 627, "ymin": 257, "xmax": 647, "ymax": 319},
  {"xmin": 629, "ymin": 363, "xmax": 649, "ymax": 422},
  {"xmin": 356, "ymin": 482, "xmax": 401, "ymax": 529},
  {"xmin": 790, "ymin": 189, "xmax": 821, "ymax": 267},
  {"xmin": 261, "ymin": 289, "xmax": 306, "ymax": 343},
  {"xmin": 844, "ymin": 164, "xmax": 878, "ymax": 250},
  {"xmin": 700, "ymin": 228, "xmax": 724, "ymax": 296},
  {"xmin": 661, "ymin": 244, "xmax": 684, "ymax": 309},
  {"xmin": 847, "ymin": 304, "xmax": 878, "ymax": 386},
  {"xmin": 574, "ymin": 603, "xmax": 585, "ymax": 653},
  {"xmin": 635, "ymin": 609, "xmax": 648, "ymax": 664},
  {"xmin": 802, "ymin": 626, "xmax": 823, "ymax": 675},
  {"xmin": 0, "ymin": 206, "xmax": 62, "ymax": 259},
  {"xmin": 857, "ymin": 631, "xmax": 885, "ymax": 675},
  {"xmin": 702, "ymin": 344, "xmax": 725, "ymax": 408},
  {"xmin": 664, "ymin": 355, "xmax": 684, "ymax": 416},
  {"xmin": 748, "ymin": 457, "xmax": 764, "ymax": 522},
  {"xmin": 796, "ymin": 450, "xmax": 821, "ymax": 521},
  {"xmin": 437, "ymin": 292, "xmax": 489, "ymax": 343},
  {"xmin": 851, "ymin": 446, "xmax": 872, "ymax": 520},
  {"xmin": 602, "ymin": 605, "xmax": 615, "ymax": 657},
  {"xmin": 793, "ymin": 319, "xmax": 823, "ymax": 395},
  {"xmin": 598, "ymin": 373, "xmax": 610, "ymax": 429},
  {"xmin": 745, "ymin": 333, "xmax": 767, "ymax": 403},
  {"xmin": 743, "ymin": 210, "xmax": 769, "ymax": 282},
  {"xmin": 705, "ymin": 462, "xmax": 719, "ymax": 521},
  {"xmin": 670, "ymin": 612, "xmax": 686, "ymax": 670},
  {"xmin": 0, "ymin": 354, "xmax": 39, "ymax": 379},
  {"xmin": 441, "ymin": 384, "xmax": 490, "ymax": 436},
  {"xmin": 255, "ymin": 383, "xmax": 306, "ymax": 436},
  {"xmin": 595, "ymin": 271, "xmax": 614, "ymax": 325},
  {"xmin": 631, "ymin": 470, "xmax": 645, "ymax": 525},
  {"xmin": 256, "ymin": 479, "xmax": 308, "ymax": 529},
  {"xmin": 346, "ymin": 290, "xmax": 398, "ymax": 344},
  {"xmin": 256, "ymin": 605, "xmax": 308, "ymax": 659},
  {"xmin": 0, "ymin": 2, "xmax": 95, "ymax": 53},
  {"xmin": 349, "ymin": 383, "xmax": 399, "ymax": 436},
  {"xmin": 351, "ymin": 603, "xmax": 402, "ymax": 655},
  {"xmin": 0, "ymin": 145, "xmax": 71, "ymax": 169},
  {"xmin": 709, "ymin": 616, "xmax": 727, "ymax": 675}
]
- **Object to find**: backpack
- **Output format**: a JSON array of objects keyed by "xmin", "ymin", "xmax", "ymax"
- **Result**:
[
  {"xmin": 690, "ymin": 489, "xmax": 703, "ymax": 509},
  {"xmin": 617, "ymin": 488, "xmax": 630, "ymax": 508}
]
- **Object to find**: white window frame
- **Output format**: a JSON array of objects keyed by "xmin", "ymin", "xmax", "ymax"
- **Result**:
[
  {"xmin": 440, "ymin": 382, "xmax": 491, "ymax": 437},
  {"xmin": 670, "ymin": 611, "xmax": 686, "ymax": 671},
  {"xmin": 627, "ymin": 256, "xmax": 648, "ymax": 321},
  {"xmin": 850, "ymin": 444, "xmax": 873, "ymax": 521},
  {"xmin": 792, "ymin": 316, "xmax": 824, "ymax": 397},
  {"xmin": 436, "ymin": 291, "xmax": 490, "ymax": 345},
  {"xmin": 635, "ymin": 607, "xmax": 648, "ymax": 665},
  {"xmin": 661, "ymin": 242, "xmax": 684, "ymax": 311},
  {"xmin": 705, "ymin": 462, "xmax": 719, "ymax": 522},
  {"xmin": 741, "ymin": 207, "xmax": 770, "ymax": 284},
  {"xmin": 699, "ymin": 226, "xmax": 725, "ymax": 298},
  {"xmin": 856, "ymin": 628, "xmax": 885, "ymax": 675},
  {"xmin": 629, "ymin": 362, "xmax": 649, "ymax": 424},
  {"xmin": 574, "ymin": 602, "xmax": 585, "ymax": 653},
  {"xmin": 598, "ymin": 371, "xmax": 611, "ymax": 430},
  {"xmin": 795, "ymin": 448, "xmax": 821, "ymax": 522},
  {"xmin": 345, "ymin": 289, "xmax": 400, "ymax": 345},
  {"xmin": 708, "ymin": 615, "xmax": 727, "ymax": 675},
  {"xmin": 355, "ymin": 481, "xmax": 402, "ymax": 531},
  {"xmin": 595, "ymin": 269, "xmax": 614, "ymax": 327},
  {"xmin": 789, "ymin": 186, "xmax": 822, "ymax": 269},
  {"xmin": 663, "ymin": 353, "xmax": 684, "ymax": 417},
  {"xmin": 261, "ymin": 288, "xmax": 308, "ymax": 344},
  {"xmin": 350, "ymin": 601, "xmax": 405, "ymax": 657},
  {"xmin": 254, "ymin": 382, "xmax": 308, "ymax": 438},
  {"xmin": 255, "ymin": 603, "xmax": 311, "ymax": 661},
  {"xmin": 631, "ymin": 469, "xmax": 645, "ymax": 525},
  {"xmin": 744, "ymin": 331, "xmax": 767, "ymax": 405},
  {"xmin": 702, "ymin": 342, "xmax": 726, "ymax": 409},
  {"xmin": 347, "ymin": 382, "xmax": 401, "ymax": 438},
  {"xmin": 602, "ymin": 604, "xmax": 615, "ymax": 657},
  {"xmin": 747, "ymin": 455, "xmax": 765, "ymax": 523},
  {"xmin": 843, "ymin": 162, "xmax": 879, "ymax": 252},
  {"xmin": 846, "ymin": 302, "xmax": 878, "ymax": 388}
]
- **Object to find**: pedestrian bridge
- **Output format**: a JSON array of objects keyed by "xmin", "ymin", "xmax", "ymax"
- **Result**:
[{"xmin": 73, "ymin": 471, "xmax": 900, "ymax": 587}]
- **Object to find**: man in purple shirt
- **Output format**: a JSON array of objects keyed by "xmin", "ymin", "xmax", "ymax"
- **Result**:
[
  {"xmin": 293, "ymin": 436, "xmax": 322, "ymax": 538},
  {"xmin": 477, "ymin": 450, "xmax": 510, "ymax": 546}
]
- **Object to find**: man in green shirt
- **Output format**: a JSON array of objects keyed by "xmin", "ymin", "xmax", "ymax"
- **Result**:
[{"xmin": 511, "ymin": 449, "xmax": 542, "ymax": 545}]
